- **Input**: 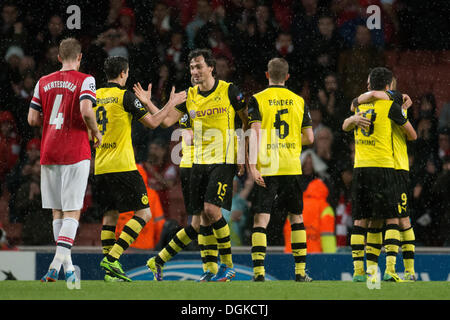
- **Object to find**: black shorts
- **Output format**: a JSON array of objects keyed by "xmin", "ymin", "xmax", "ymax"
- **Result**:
[
  {"xmin": 395, "ymin": 169, "xmax": 410, "ymax": 218},
  {"xmin": 351, "ymin": 167, "xmax": 399, "ymax": 220},
  {"xmin": 180, "ymin": 167, "xmax": 194, "ymax": 215},
  {"xmin": 190, "ymin": 164, "xmax": 236, "ymax": 213},
  {"xmin": 253, "ymin": 175, "xmax": 303, "ymax": 214},
  {"xmin": 95, "ymin": 170, "xmax": 149, "ymax": 214}
]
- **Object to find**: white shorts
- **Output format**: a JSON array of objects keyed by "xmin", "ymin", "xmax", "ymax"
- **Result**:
[{"xmin": 41, "ymin": 159, "xmax": 90, "ymax": 211}]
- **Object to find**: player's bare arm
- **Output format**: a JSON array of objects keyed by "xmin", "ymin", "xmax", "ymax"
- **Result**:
[
  {"xmin": 248, "ymin": 121, "xmax": 266, "ymax": 187},
  {"xmin": 401, "ymin": 121, "xmax": 417, "ymax": 141},
  {"xmin": 357, "ymin": 91, "xmax": 413, "ymax": 110},
  {"xmin": 301, "ymin": 127, "xmax": 314, "ymax": 145},
  {"xmin": 80, "ymin": 99, "xmax": 102, "ymax": 148},
  {"xmin": 139, "ymin": 86, "xmax": 186, "ymax": 129},
  {"xmin": 236, "ymin": 107, "xmax": 249, "ymax": 176},
  {"xmin": 27, "ymin": 108, "xmax": 43, "ymax": 127}
]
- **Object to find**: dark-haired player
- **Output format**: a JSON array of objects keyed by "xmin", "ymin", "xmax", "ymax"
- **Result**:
[
  {"xmin": 95, "ymin": 56, "xmax": 186, "ymax": 281},
  {"xmin": 354, "ymin": 77, "xmax": 417, "ymax": 281},
  {"xmin": 343, "ymin": 67, "xmax": 417, "ymax": 283}
]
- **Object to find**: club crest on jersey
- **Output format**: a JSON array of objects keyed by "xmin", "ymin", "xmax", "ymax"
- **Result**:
[{"xmin": 141, "ymin": 194, "xmax": 149, "ymax": 205}]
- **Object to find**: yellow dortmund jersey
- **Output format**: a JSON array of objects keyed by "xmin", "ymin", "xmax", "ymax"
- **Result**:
[
  {"xmin": 353, "ymin": 99, "xmax": 407, "ymax": 168},
  {"xmin": 179, "ymin": 113, "xmax": 194, "ymax": 168},
  {"xmin": 176, "ymin": 79, "xmax": 245, "ymax": 165},
  {"xmin": 248, "ymin": 85, "xmax": 312, "ymax": 176},
  {"xmin": 385, "ymin": 90, "xmax": 409, "ymax": 171},
  {"xmin": 94, "ymin": 83, "xmax": 148, "ymax": 175}
]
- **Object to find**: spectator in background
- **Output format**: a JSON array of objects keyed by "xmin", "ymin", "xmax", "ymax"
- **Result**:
[
  {"xmin": 290, "ymin": 0, "xmax": 321, "ymax": 83},
  {"xmin": 222, "ymin": 175, "xmax": 254, "ymax": 246},
  {"xmin": 34, "ymin": 15, "xmax": 66, "ymax": 57},
  {"xmin": 413, "ymin": 93, "xmax": 439, "ymax": 170},
  {"xmin": 254, "ymin": 2, "xmax": 279, "ymax": 53},
  {"xmin": 0, "ymin": 111, "xmax": 21, "ymax": 175},
  {"xmin": 284, "ymin": 177, "xmax": 337, "ymax": 253},
  {"xmin": 144, "ymin": 138, "xmax": 178, "ymax": 222},
  {"xmin": 438, "ymin": 102, "xmax": 450, "ymax": 131},
  {"xmin": 334, "ymin": 163, "xmax": 353, "ymax": 247},
  {"xmin": 338, "ymin": 24, "xmax": 383, "ymax": 101},
  {"xmin": 273, "ymin": 32, "xmax": 304, "ymax": 92},
  {"xmin": 186, "ymin": 0, "xmax": 213, "ymax": 49},
  {"xmin": 0, "ymin": 2, "xmax": 27, "ymax": 58},
  {"xmin": 215, "ymin": 55, "xmax": 235, "ymax": 82},
  {"xmin": 165, "ymin": 30, "xmax": 188, "ymax": 85},
  {"xmin": 37, "ymin": 44, "xmax": 60, "ymax": 76},
  {"xmin": 437, "ymin": 127, "xmax": 450, "ymax": 163},
  {"xmin": 13, "ymin": 157, "xmax": 53, "ymax": 244},
  {"xmin": 95, "ymin": 28, "xmax": 130, "ymax": 58},
  {"xmin": 432, "ymin": 155, "xmax": 450, "ymax": 246},
  {"xmin": 309, "ymin": 13, "xmax": 344, "ymax": 92},
  {"xmin": 315, "ymin": 72, "xmax": 348, "ymax": 132}
]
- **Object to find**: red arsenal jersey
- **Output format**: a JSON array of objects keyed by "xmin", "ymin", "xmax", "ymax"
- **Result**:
[{"xmin": 30, "ymin": 70, "xmax": 96, "ymax": 165}]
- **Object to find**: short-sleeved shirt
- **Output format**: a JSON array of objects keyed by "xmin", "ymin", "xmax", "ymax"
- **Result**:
[
  {"xmin": 175, "ymin": 79, "xmax": 245, "ymax": 164},
  {"xmin": 94, "ymin": 82, "xmax": 148, "ymax": 175},
  {"xmin": 248, "ymin": 85, "xmax": 312, "ymax": 176},
  {"xmin": 179, "ymin": 113, "xmax": 194, "ymax": 168},
  {"xmin": 353, "ymin": 99, "xmax": 406, "ymax": 168},
  {"xmin": 30, "ymin": 70, "xmax": 96, "ymax": 165},
  {"xmin": 385, "ymin": 90, "xmax": 409, "ymax": 171}
]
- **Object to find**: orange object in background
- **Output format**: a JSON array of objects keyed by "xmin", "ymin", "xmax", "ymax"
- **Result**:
[
  {"xmin": 115, "ymin": 164, "xmax": 165, "ymax": 249},
  {"xmin": 284, "ymin": 178, "xmax": 336, "ymax": 253}
]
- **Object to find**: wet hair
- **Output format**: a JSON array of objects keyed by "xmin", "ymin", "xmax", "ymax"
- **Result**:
[
  {"xmin": 58, "ymin": 38, "xmax": 81, "ymax": 62},
  {"xmin": 368, "ymin": 67, "xmax": 393, "ymax": 90},
  {"xmin": 267, "ymin": 57, "xmax": 289, "ymax": 83},
  {"xmin": 188, "ymin": 48, "xmax": 216, "ymax": 75},
  {"xmin": 103, "ymin": 56, "xmax": 129, "ymax": 80}
]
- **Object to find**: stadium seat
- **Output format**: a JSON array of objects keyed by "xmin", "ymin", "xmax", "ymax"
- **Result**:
[
  {"xmin": 384, "ymin": 50, "xmax": 399, "ymax": 68},
  {"xmin": 437, "ymin": 50, "xmax": 450, "ymax": 64},
  {"xmin": 392, "ymin": 65, "xmax": 417, "ymax": 94},
  {"xmin": 433, "ymin": 82, "xmax": 450, "ymax": 114},
  {"xmin": 4, "ymin": 223, "xmax": 22, "ymax": 245},
  {"xmin": 75, "ymin": 223, "xmax": 102, "ymax": 246},
  {"xmin": 0, "ymin": 191, "xmax": 10, "ymax": 224},
  {"xmin": 397, "ymin": 50, "xmax": 437, "ymax": 66}
]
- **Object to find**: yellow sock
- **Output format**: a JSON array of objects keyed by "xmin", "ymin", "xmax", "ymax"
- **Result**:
[
  {"xmin": 107, "ymin": 216, "xmax": 146, "ymax": 261},
  {"xmin": 384, "ymin": 224, "xmax": 400, "ymax": 274},
  {"xmin": 101, "ymin": 225, "xmax": 116, "ymax": 256},
  {"xmin": 251, "ymin": 227, "xmax": 267, "ymax": 277},
  {"xmin": 199, "ymin": 225, "xmax": 218, "ymax": 274},
  {"xmin": 156, "ymin": 225, "xmax": 197, "ymax": 266},
  {"xmin": 212, "ymin": 216, "xmax": 233, "ymax": 268},
  {"xmin": 366, "ymin": 228, "xmax": 382, "ymax": 271},
  {"xmin": 291, "ymin": 223, "xmax": 307, "ymax": 277},
  {"xmin": 400, "ymin": 226, "xmax": 415, "ymax": 274},
  {"xmin": 351, "ymin": 226, "xmax": 366, "ymax": 275}
]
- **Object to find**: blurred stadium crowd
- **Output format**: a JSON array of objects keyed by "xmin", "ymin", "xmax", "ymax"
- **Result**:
[{"xmin": 0, "ymin": 0, "xmax": 449, "ymax": 250}]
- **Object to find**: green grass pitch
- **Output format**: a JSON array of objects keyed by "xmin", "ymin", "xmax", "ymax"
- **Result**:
[{"xmin": 1, "ymin": 280, "xmax": 449, "ymax": 300}]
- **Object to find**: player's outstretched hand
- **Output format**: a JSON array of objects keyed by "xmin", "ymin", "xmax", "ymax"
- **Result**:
[
  {"xmin": 169, "ymin": 86, "xmax": 187, "ymax": 106},
  {"xmin": 133, "ymin": 82, "xmax": 152, "ymax": 106}
]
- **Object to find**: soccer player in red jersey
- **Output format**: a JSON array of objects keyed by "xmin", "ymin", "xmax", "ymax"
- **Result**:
[{"xmin": 28, "ymin": 38, "xmax": 102, "ymax": 283}]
